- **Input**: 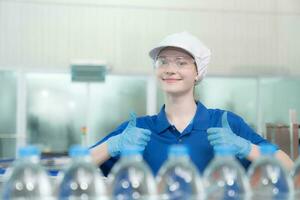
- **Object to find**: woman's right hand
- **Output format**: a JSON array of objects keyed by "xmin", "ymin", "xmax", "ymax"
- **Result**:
[{"xmin": 106, "ymin": 113, "xmax": 152, "ymax": 157}]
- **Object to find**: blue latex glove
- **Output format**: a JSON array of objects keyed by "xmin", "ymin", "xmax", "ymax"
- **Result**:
[
  {"xmin": 107, "ymin": 112, "xmax": 151, "ymax": 157},
  {"xmin": 207, "ymin": 111, "xmax": 251, "ymax": 158}
]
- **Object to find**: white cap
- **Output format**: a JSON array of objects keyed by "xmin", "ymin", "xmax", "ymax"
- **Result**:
[{"xmin": 149, "ymin": 32, "xmax": 211, "ymax": 80}]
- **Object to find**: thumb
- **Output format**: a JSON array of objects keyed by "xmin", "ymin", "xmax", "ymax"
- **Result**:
[
  {"xmin": 221, "ymin": 111, "xmax": 231, "ymax": 130},
  {"xmin": 127, "ymin": 112, "xmax": 137, "ymax": 128}
]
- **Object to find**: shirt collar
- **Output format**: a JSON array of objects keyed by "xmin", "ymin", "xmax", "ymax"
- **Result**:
[
  {"xmin": 155, "ymin": 101, "xmax": 210, "ymax": 134},
  {"xmin": 192, "ymin": 101, "xmax": 210, "ymax": 130},
  {"xmin": 155, "ymin": 105, "xmax": 171, "ymax": 134}
]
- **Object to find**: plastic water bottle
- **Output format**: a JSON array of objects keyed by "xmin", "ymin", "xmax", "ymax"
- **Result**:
[
  {"xmin": 108, "ymin": 147, "xmax": 157, "ymax": 200},
  {"xmin": 156, "ymin": 145, "xmax": 204, "ymax": 200},
  {"xmin": 247, "ymin": 144, "xmax": 293, "ymax": 200},
  {"xmin": 58, "ymin": 145, "xmax": 108, "ymax": 200},
  {"xmin": 290, "ymin": 155, "xmax": 300, "ymax": 199},
  {"xmin": 203, "ymin": 145, "xmax": 250, "ymax": 200},
  {"xmin": 2, "ymin": 145, "xmax": 53, "ymax": 199}
]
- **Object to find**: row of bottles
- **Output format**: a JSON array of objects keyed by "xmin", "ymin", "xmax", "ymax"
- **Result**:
[{"xmin": 2, "ymin": 144, "xmax": 300, "ymax": 199}]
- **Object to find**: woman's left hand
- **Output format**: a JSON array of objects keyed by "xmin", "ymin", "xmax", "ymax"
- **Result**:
[{"xmin": 207, "ymin": 111, "xmax": 251, "ymax": 158}]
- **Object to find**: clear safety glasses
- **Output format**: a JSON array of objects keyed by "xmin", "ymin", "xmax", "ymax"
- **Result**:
[{"xmin": 154, "ymin": 56, "xmax": 195, "ymax": 70}]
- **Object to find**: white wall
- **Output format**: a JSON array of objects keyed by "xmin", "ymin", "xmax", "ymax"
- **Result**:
[{"xmin": 0, "ymin": 0, "xmax": 299, "ymax": 76}]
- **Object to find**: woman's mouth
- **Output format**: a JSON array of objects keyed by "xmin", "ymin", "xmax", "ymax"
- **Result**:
[{"xmin": 162, "ymin": 78, "xmax": 182, "ymax": 83}]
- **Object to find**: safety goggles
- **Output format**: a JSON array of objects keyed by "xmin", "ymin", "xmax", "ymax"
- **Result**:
[{"xmin": 154, "ymin": 56, "xmax": 195, "ymax": 69}]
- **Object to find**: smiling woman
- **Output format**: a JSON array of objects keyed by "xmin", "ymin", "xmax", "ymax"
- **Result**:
[{"xmin": 90, "ymin": 32, "xmax": 293, "ymax": 179}]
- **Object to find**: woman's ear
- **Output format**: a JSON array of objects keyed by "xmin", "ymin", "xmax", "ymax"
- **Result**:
[{"xmin": 194, "ymin": 75, "xmax": 202, "ymax": 85}]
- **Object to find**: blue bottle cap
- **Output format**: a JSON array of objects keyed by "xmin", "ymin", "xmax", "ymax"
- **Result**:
[
  {"xmin": 69, "ymin": 145, "xmax": 90, "ymax": 158},
  {"xmin": 214, "ymin": 145, "xmax": 235, "ymax": 156},
  {"xmin": 260, "ymin": 144, "xmax": 277, "ymax": 156},
  {"xmin": 18, "ymin": 145, "xmax": 41, "ymax": 158},
  {"xmin": 121, "ymin": 146, "xmax": 143, "ymax": 157},
  {"xmin": 168, "ymin": 145, "xmax": 189, "ymax": 156}
]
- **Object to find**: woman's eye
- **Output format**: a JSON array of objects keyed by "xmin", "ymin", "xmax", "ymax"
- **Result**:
[
  {"xmin": 178, "ymin": 61, "xmax": 188, "ymax": 66},
  {"xmin": 161, "ymin": 60, "xmax": 168, "ymax": 65}
]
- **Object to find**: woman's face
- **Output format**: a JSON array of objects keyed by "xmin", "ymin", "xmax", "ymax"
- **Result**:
[{"xmin": 155, "ymin": 47, "xmax": 198, "ymax": 96}]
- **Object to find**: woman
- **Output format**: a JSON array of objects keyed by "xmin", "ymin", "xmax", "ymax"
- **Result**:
[{"xmin": 90, "ymin": 32, "xmax": 293, "ymax": 176}]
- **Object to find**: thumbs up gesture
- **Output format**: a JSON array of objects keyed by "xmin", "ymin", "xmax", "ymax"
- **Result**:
[
  {"xmin": 207, "ymin": 112, "xmax": 251, "ymax": 158},
  {"xmin": 107, "ymin": 112, "xmax": 152, "ymax": 157}
]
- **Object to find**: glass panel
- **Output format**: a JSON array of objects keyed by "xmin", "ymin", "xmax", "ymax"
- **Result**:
[
  {"xmin": 88, "ymin": 75, "xmax": 147, "ymax": 144},
  {"xmin": 259, "ymin": 77, "xmax": 300, "ymax": 125},
  {"xmin": 0, "ymin": 138, "xmax": 16, "ymax": 159},
  {"xmin": 26, "ymin": 73, "xmax": 85, "ymax": 153},
  {"xmin": 198, "ymin": 77, "xmax": 258, "ymax": 130},
  {"xmin": 0, "ymin": 71, "xmax": 17, "ymax": 134},
  {"xmin": 26, "ymin": 73, "xmax": 147, "ymax": 152}
]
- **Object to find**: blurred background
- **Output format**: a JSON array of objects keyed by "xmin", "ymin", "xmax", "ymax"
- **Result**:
[{"xmin": 0, "ymin": 0, "xmax": 299, "ymax": 159}]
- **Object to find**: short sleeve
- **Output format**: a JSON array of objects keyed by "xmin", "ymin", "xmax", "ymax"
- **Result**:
[
  {"xmin": 227, "ymin": 111, "xmax": 275, "ymax": 147},
  {"xmin": 226, "ymin": 111, "xmax": 278, "ymax": 169}
]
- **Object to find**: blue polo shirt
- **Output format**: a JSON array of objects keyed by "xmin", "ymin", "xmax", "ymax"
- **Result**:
[{"xmin": 91, "ymin": 101, "xmax": 273, "ymax": 176}]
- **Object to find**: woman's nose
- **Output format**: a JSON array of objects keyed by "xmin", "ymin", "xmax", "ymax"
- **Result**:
[
  {"xmin": 165, "ymin": 71, "xmax": 176, "ymax": 75},
  {"xmin": 164, "ymin": 63, "xmax": 178, "ymax": 73}
]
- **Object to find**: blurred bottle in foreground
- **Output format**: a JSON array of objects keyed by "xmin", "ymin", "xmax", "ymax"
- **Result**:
[
  {"xmin": 2, "ymin": 145, "xmax": 53, "ymax": 200},
  {"xmin": 156, "ymin": 145, "xmax": 204, "ymax": 200},
  {"xmin": 203, "ymin": 145, "xmax": 250, "ymax": 200},
  {"xmin": 108, "ymin": 147, "xmax": 157, "ymax": 200},
  {"xmin": 247, "ymin": 144, "xmax": 293, "ymax": 200},
  {"xmin": 58, "ymin": 145, "xmax": 108, "ymax": 200},
  {"xmin": 290, "ymin": 154, "xmax": 300, "ymax": 199}
]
